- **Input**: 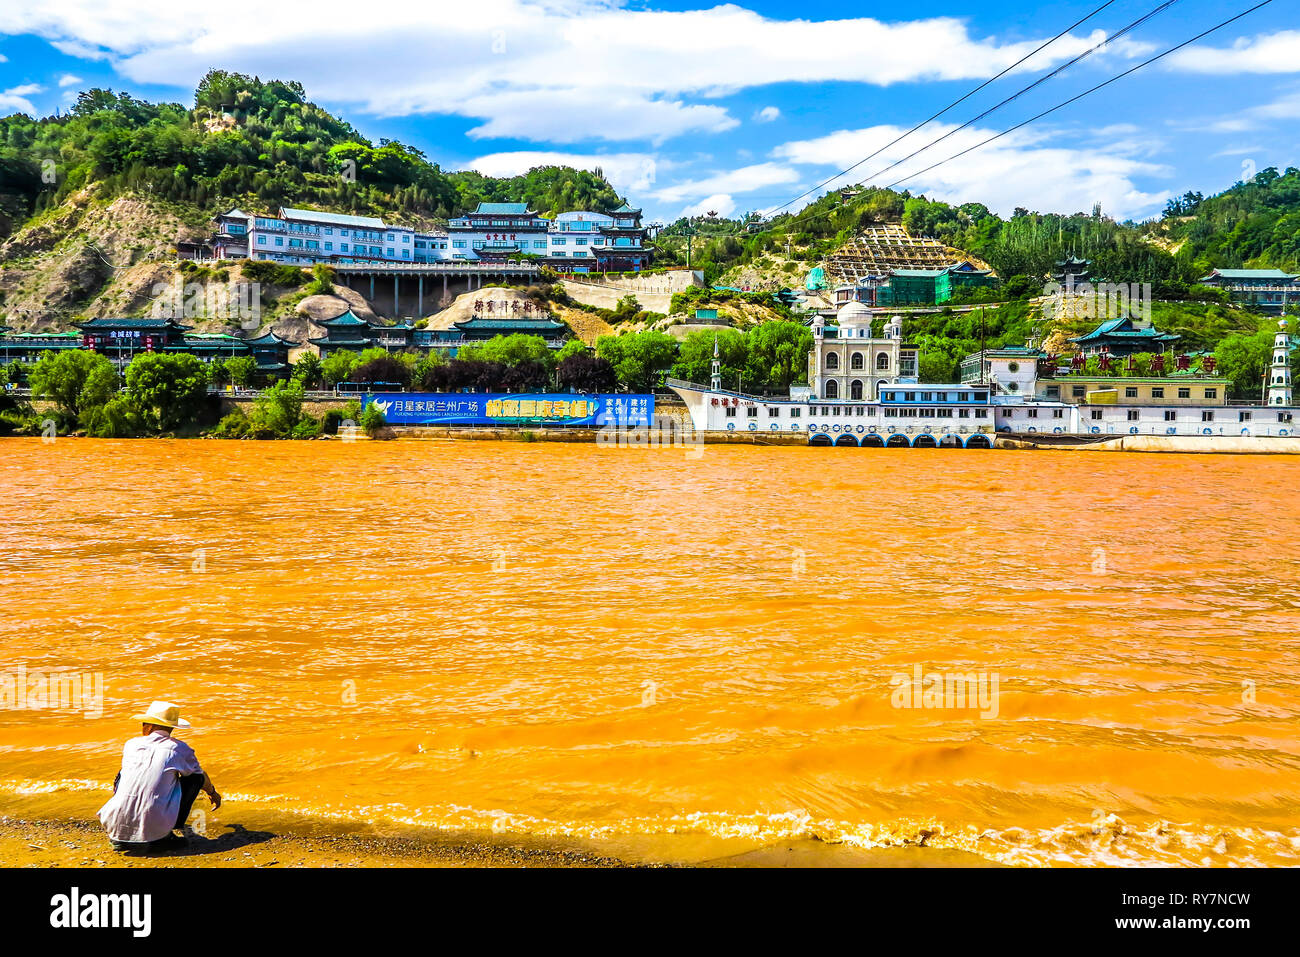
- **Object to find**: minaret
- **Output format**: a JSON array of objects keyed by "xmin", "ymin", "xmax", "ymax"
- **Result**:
[
  {"xmin": 710, "ymin": 333, "xmax": 722, "ymax": 392},
  {"xmin": 1268, "ymin": 318, "xmax": 1292, "ymax": 406}
]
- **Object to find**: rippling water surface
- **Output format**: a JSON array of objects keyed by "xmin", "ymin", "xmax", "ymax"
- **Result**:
[{"xmin": 1, "ymin": 438, "xmax": 1298, "ymax": 865}]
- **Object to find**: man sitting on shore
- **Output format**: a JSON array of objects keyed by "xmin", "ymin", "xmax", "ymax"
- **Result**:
[{"xmin": 97, "ymin": 701, "xmax": 221, "ymax": 852}]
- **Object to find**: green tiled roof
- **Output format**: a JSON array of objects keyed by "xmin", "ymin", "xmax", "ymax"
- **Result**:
[
  {"xmin": 474, "ymin": 202, "xmax": 530, "ymax": 215},
  {"xmin": 75, "ymin": 317, "xmax": 191, "ymax": 329},
  {"xmin": 281, "ymin": 207, "xmax": 386, "ymax": 230},
  {"xmin": 1203, "ymin": 268, "xmax": 1297, "ymax": 280},
  {"xmin": 452, "ymin": 318, "xmax": 565, "ymax": 332}
]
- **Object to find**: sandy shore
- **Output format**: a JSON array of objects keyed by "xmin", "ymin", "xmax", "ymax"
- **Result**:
[{"xmin": 0, "ymin": 793, "xmax": 991, "ymax": 868}]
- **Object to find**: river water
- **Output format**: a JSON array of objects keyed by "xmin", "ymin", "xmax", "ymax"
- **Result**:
[{"xmin": 1, "ymin": 438, "xmax": 1297, "ymax": 865}]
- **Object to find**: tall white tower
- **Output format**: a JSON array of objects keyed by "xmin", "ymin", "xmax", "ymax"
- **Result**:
[
  {"xmin": 710, "ymin": 333, "xmax": 722, "ymax": 392},
  {"xmin": 1268, "ymin": 318, "xmax": 1292, "ymax": 407}
]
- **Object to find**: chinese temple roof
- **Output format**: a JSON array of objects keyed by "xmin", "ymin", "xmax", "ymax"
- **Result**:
[
  {"xmin": 1071, "ymin": 317, "xmax": 1179, "ymax": 344},
  {"xmin": 74, "ymin": 317, "xmax": 192, "ymax": 330}
]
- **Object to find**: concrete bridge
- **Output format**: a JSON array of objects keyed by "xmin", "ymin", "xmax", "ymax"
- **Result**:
[{"xmin": 333, "ymin": 262, "xmax": 541, "ymax": 318}]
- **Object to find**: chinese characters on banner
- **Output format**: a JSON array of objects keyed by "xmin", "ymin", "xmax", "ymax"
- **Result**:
[{"xmin": 363, "ymin": 393, "xmax": 654, "ymax": 427}]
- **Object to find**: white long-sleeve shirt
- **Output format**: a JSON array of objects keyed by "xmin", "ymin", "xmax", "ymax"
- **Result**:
[{"xmin": 97, "ymin": 731, "xmax": 204, "ymax": 843}]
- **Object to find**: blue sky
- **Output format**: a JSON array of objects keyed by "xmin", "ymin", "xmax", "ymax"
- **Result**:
[{"xmin": 1, "ymin": 1, "xmax": 1296, "ymax": 223}]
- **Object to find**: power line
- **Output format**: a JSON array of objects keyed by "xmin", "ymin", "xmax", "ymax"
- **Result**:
[
  {"xmin": 843, "ymin": 0, "xmax": 1182, "ymax": 201},
  {"xmin": 883, "ymin": 0, "xmax": 1274, "ymax": 192},
  {"xmin": 762, "ymin": 0, "xmax": 1271, "ymax": 240},
  {"xmin": 763, "ymin": 0, "xmax": 1124, "ymax": 218}
]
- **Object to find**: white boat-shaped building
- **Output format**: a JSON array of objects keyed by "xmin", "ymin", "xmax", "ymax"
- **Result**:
[{"xmin": 667, "ymin": 304, "xmax": 1297, "ymax": 447}]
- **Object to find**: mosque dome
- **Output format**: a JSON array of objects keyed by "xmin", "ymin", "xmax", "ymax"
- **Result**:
[{"xmin": 836, "ymin": 300, "xmax": 873, "ymax": 325}]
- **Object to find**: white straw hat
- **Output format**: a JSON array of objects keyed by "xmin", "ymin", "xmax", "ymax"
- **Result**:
[{"xmin": 131, "ymin": 701, "xmax": 192, "ymax": 729}]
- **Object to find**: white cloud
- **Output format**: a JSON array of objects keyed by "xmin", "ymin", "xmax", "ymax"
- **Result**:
[
  {"xmin": 1194, "ymin": 90, "xmax": 1300, "ymax": 133},
  {"xmin": 0, "ymin": 83, "xmax": 42, "ymax": 114},
  {"xmin": 681, "ymin": 193, "xmax": 737, "ymax": 219},
  {"xmin": 1167, "ymin": 30, "xmax": 1300, "ymax": 74},
  {"xmin": 0, "ymin": 2, "xmax": 1149, "ymax": 143},
  {"xmin": 772, "ymin": 122, "xmax": 1169, "ymax": 219},
  {"xmin": 654, "ymin": 162, "xmax": 797, "ymax": 204},
  {"xmin": 466, "ymin": 150, "xmax": 659, "ymax": 195},
  {"xmin": 754, "ymin": 106, "xmax": 780, "ymax": 123},
  {"xmin": 57, "ymin": 73, "xmax": 83, "ymax": 87}
]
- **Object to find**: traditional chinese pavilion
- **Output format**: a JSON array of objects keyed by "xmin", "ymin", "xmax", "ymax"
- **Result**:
[
  {"xmin": 1069, "ymin": 316, "xmax": 1179, "ymax": 358},
  {"xmin": 308, "ymin": 308, "xmax": 416, "ymax": 356}
]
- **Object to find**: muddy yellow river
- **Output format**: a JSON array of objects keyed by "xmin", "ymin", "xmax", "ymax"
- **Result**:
[{"xmin": 1, "ymin": 438, "xmax": 1298, "ymax": 866}]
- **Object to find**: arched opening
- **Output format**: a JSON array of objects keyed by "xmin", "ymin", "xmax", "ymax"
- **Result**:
[
  {"xmin": 809, "ymin": 433, "xmax": 833, "ymax": 446},
  {"xmin": 965, "ymin": 434, "xmax": 992, "ymax": 449},
  {"xmin": 850, "ymin": 352, "xmax": 865, "ymax": 371},
  {"xmin": 938, "ymin": 434, "xmax": 963, "ymax": 448},
  {"xmin": 850, "ymin": 379, "xmax": 863, "ymax": 400},
  {"xmin": 913, "ymin": 433, "xmax": 938, "ymax": 448},
  {"xmin": 861, "ymin": 433, "xmax": 885, "ymax": 448},
  {"xmin": 834, "ymin": 434, "xmax": 858, "ymax": 447},
  {"xmin": 876, "ymin": 352, "xmax": 890, "ymax": 370},
  {"xmin": 824, "ymin": 380, "xmax": 839, "ymax": 399},
  {"xmin": 825, "ymin": 352, "xmax": 839, "ymax": 371},
  {"xmin": 885, "ymin": 434, "xmax": 910, "ymax": 448}
]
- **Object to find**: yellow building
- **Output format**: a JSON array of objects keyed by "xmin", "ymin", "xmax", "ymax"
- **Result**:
[{"xmin": 1037, "ymin": 376, "xmax": 1229, "ymax": 407}]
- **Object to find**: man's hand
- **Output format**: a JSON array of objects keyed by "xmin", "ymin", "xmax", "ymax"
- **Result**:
[{"xmin": 203, "ymin": 774, "xmax": 221, "ymax": 810}]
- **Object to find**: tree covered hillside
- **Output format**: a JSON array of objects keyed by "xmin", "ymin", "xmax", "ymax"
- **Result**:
[
  {"xmin": 0, "ymin": 70, "xmax": 625, "ymax": 236},
  {"xmin": 653, "ymin": 168, "xmax": 1300, "ymax": 290}
]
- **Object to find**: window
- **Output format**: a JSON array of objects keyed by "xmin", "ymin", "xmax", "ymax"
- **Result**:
[
  {"xmin": 825, "ymin": 353, "xmax": 839, "ymax": 370},
  {"xmin": 534, "ymin": 241, "xmax": 547, "ymax": 249},
  {"xmin": 958, "ymin": 408, "xmax": 970, "ymax": 418},
  {"xmin": 725, "ymin": 406, "xmax": 736, "ymax": 417},
  {"xmin": 324, "ymin": 242, "xmax": 333, "ymax": 251},
  {"xmin": 1046, "ymin": 385, "xmax": 1060, "ymax": 399},
  {"xmin": 324, "ymin": 228, "xmax": 333, "ymax": 235},
  {"xmin": 386, "ymin": 249, "xmax": 395, "ymax": 257},
  {"xmin": 1072, "ymin": 386, "xmax": 1086, "ymax": 397},
  {"xmin": 1091, "ymin": 409, "xmax": 1103, "ymax": 420},
  {"xmin": 768, "ymin": 407, "xmax": 780, "ymax": 417},
  {"xmin": 1164, "ymin": 410, "xmax": 1176, "ymax": 421},
  {"xmin": 1127, "ymin": 410, "xmax": 1139, "ymax": 421},
  {"xmin": 340, "ymin": 243, "xmax": 348, "ymax": 252},
  {"xmin": 974, "ymin": 409, "xmax": 988, "ymax": 418},
  {"xmin": 825, "ymin": 380, "xmax": 839, "ymax": 398},
  {"xmin": 1205, "ymin": 388, "xmax": 1217, "ymax": 399},
  {"xmin": 387, "ymin": 233, "xmax": 394, "ymax": 241},
  {"xmin": 1152, "ymin": 387, "xmax": 1164, "ymax": 398},
  {"xmin": 746, "ymin": 406, "xmax": 758, "ymax": 417},
  {"xmin": 1178, "ymin": 388, "xmax": 1191, "ymax": 399},
  {"xmin": 876, "ymin": 353, "xmax": 890, "ymax": 370},
  {"xmin": 1027, "ymin": 409, "xmax": 1039, "ymax": 418},
  {"xmin": 790, "ymin": 408, "xmax": 801, "ymax": 418},
  {"xmin": 553, "ymin": 239, "xmax": 567, "ymax": 246},
  {"xmin": 1008, "ymin": 362, "xmax": 1020, "ymax": 373},
  {"xmin": 340, "ymin": 230, "xmax": 349, "ymax": 237},
  {"xmin": 850, "ymin": 380, "xmax": 863, "ymax": 400},
  {"xmin": 453, "ymin": 240, "xmax": 467, "ymax": 248},
  {"xmin": 257, "ymin": 236, "xmax": 266, "ymax": 244},
  {"xmin": 1239, "ymin": 411, "xmax": 1252, "ymax": 422},
  {"xmin": 850, "ymin": 352, "xmax": 864, "ymax": 370},
  {"xmin": 1053, "ymin": 409, "xmax": 1064, "ymax": 418},
  {"xmin": 1202, "ymin": 410, "xmax": 1214, "ymax": 422},
  {"xmin": 1125, "ymin": 387, "xmax": 1138, "ymax": 398}
]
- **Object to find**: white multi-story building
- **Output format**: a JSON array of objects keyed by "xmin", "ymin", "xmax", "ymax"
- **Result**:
[{"xmin": 203, "ymin": 202, "xmax": 651, "ymax": 272}]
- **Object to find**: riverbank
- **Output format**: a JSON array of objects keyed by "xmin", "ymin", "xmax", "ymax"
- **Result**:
[{"xmin": 0, "ymin": 794, "xmax": 988, "ymax": 868}]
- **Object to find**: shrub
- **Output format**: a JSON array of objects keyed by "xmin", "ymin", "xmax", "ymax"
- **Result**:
[
  {"xmin": 360, "ymin": 402, "xmax": 386, "ymax": 437},
  {"xmin": 211, "ymin": 410, "xmax": 251, "ymax": 439}
]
